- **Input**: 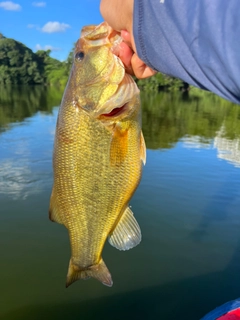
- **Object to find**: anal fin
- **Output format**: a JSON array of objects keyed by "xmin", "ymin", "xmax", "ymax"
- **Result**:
[{"xmin": 108, "ymin": 206, "xmax": 141, "ymax": 251}]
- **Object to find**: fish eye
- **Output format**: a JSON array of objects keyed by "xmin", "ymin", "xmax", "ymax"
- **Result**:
[{"xmin": 75, "ymin": 51, "xmax": 85, "ymax": 62}]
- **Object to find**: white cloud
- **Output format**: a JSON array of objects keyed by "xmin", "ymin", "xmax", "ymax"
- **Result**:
[
  {"xmin": 32, "ymin": 2, "xmax": 46, "ymax": 7},
  {"xmin": 0, "ymin": 1, "xmax": 21, "ymax": 10},
  {"xmin": 41, "ymin": 21, "xmax": 70, "ymax": 33},
  {"xmin": 35, "ymin": 43, "xmax": 61, "ymax": 51},
  {"xmin": 27, "ymin": 24, "xmax": 37, "ymax": 28}
]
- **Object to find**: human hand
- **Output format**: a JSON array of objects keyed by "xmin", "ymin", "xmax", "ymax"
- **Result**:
[{"xmin": 100, "ymin": 0, "xmax": 156, "ymax": 79}]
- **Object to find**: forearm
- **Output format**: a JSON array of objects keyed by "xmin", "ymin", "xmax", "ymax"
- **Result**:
[{"xmin": 134, "ymin": 0, "xmax": 240, "ymax": 104}]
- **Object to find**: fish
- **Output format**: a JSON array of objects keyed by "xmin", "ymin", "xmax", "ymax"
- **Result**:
[{"xmin": 49, "ymin": 22, "xmax": 146, "ymax": 288}]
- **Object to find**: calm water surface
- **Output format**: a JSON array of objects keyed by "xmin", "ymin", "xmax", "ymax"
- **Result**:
[{"xmin": 0, "ymin": 86, "xmax": 240, "ymax": 319}]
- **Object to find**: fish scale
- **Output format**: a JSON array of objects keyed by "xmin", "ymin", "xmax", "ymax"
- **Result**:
[{"xmin": 49, "ymin": 22, "xmax": 146, "ymax": 287}]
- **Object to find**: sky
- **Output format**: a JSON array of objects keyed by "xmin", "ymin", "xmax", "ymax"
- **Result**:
[{"xmin": 0, "ymin": 0, "xmax": 103, "ymax": 61}]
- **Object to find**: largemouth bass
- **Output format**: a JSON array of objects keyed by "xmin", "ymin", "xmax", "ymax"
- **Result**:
[{"xmin": 49, "ymin": 22, "xmax": 146, "ymax": 288}]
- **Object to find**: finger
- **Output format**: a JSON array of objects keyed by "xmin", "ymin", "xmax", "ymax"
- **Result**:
[
  {"xmin": 118, "ymin": 42, "xmax": 134, "ymax": 74},
  {"xmin": 131, "ymin": 54, "xmax": 157, "ymax": 79},
  {"xmin": 120, "ymin": 30, "xmax": 132, "ymax": 47}
]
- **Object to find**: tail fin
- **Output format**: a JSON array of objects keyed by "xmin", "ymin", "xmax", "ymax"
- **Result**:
[{"xmin": 66, "ymin": 258, "xmax": 113, "ymax": 288}]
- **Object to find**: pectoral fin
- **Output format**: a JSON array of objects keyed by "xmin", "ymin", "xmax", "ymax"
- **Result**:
[
  {"xmin": 110, "ymin": 123, "xmax": 128, "ymax": 166},
  {"xmin": 108, "ymin": 206, "xmax": 141, "ymax": 251},
  {"xmin": 140, "ymin": 131, "xmax": 146, "ymax": 165}
]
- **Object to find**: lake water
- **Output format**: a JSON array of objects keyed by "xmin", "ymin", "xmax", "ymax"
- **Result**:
[{"xmin": 0, "ymin": 86, "xmax": 240, "ymax": 320}]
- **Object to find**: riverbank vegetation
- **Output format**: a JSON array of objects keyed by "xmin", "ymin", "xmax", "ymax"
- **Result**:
[
  {"xmin": 0, "ymin": 33, "xmax": 186, "ymax": 91},
  {"xmin": 0, "ymin": 85, "xmax": 238, "ymax": 149},
  {"xmin": 0, "ymin": 33, "xmax": 69, "ymax": 86}
]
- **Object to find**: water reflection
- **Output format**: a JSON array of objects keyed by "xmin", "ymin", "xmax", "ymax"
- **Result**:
[
  {"xmin": 0, "ymin": 158, "xmax": 32, "ymax": 200},
  {"xmin": 181, "ymin": 127, "xmax": 240, "ymax": 168},
  {"xmin": 0, "ymin": 85, "xmax": 63, "ymax": 133},
  {"xmin": 0, "ymin": 87, "xmax": 239, "ymax": 200},
  {"xmin": 141, "ymin": 91, "xmax": 240, "ymax": 168},
  {"xmin": 214, "ymin": 126, "xmax": 240, "ymax": 168},
  {"xmin": 141, "ymin": 91, "xmax": 240, "ymax": 151},
  {"xmin": 0, "ymin": 86, "xmax": 240, "ymax": 320},
  {"xmin": 0, "ymin": 86, "xmax": 62, "ymax": 200},
  {"xmin": 1, "ymin": 86, "xmax": 240, "ymax": 154}
]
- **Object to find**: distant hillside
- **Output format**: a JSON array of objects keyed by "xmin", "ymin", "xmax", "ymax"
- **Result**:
[
  {"xmin": 0, "ymin": 33, "xmax": 187, "ymax": 92},
  {"xmin": 0, "ymin": 33, "xmax": 70, "ymax": 86}
]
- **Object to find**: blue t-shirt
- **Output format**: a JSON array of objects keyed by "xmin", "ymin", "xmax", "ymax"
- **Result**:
[{"xmin": 133, "ymin": 0, "xmax": 240, "ymax": 104}]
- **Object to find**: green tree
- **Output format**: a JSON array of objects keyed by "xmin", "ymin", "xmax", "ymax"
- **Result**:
[
  {"xmin": 0, "ymin": 36, "xmax": 43, "ymax": 84},
  {"xmin": 0, "ymin": 35, "xmax": 69, "ymax": 86}
]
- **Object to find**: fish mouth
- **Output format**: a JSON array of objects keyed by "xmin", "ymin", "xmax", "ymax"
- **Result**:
[
  {"xmin": 93, "ymin": 74, "xmax": 139, "ymax": 120},
  {"xmin": 101, "ymin": 104, "xmax": 127, "ymax": 118}
]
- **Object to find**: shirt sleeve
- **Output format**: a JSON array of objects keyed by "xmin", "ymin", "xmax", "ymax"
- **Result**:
[{"xmin": 133, "ymin": 0, "xmax": 240, "ymax": 104}]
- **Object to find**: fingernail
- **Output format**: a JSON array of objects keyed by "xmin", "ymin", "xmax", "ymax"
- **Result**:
[{"xmin": 120, "ymin": 30, "xmax": 129, "ymax": 41}]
